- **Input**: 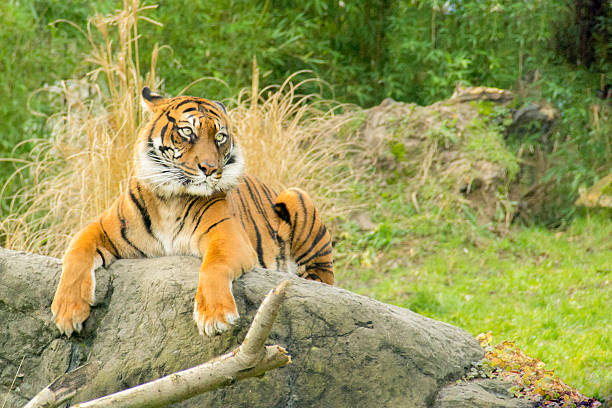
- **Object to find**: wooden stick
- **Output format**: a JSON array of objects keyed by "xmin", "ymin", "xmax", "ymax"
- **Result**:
[
  {"xmin": 23, "ymin": 361, "xmax": 101, "ymax": 408},
  {"xmin": 67, "ymin": 280, "xmax": 291, "ymax": 408},
  {"xmin": 239, "ymin": 279, "xmax": 290, "ymax": 361}
]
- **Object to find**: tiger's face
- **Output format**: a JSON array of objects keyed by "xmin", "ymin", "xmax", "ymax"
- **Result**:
[{"xmin": 135, "ymin": 87, "xmax": 244, "ymax": 197}]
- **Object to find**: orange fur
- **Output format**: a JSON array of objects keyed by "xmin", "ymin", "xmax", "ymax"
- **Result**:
[{"xmin": 51, "ymin": 88, "xmax": 334, "ymax": 337}]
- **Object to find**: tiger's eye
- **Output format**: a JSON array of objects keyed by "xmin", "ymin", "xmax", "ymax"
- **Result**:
[
  {"xmin": 179, "ymin": 127, "xmax": 193, "ymax": 139},
  {"xmin": 215, "ymin": 132, "xmax": 227, "ymax": 144}
]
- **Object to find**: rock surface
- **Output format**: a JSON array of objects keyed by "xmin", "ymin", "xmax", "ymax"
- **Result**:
[
  {"xmin": 434, "ymin": 379, "xmax": 536, "ymax": 408},
  {"xmin": 1, "ymin": 247, "xmax": 527, "ymax": 407}
]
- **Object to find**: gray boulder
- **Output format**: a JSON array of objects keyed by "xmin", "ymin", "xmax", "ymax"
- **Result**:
[
  {"xmin": 434, "ymin": 379, "xmax": 536, "ymax": 408},
  {"xmin": 0, "ymin": 247, "xmax": 526, "ymax": 407}
]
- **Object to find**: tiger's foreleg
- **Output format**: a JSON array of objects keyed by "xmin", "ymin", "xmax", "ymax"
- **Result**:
[
  {"xmin": 51, "ymin": 220, "xmax": 118, "ymax": 336},
  {"xmin": 193, "ymin": 217, "xmax": 256, "ymax": 336},
  {"xmin": 274, "ymin": 188, "xmax": 334, "ymax": 285}
]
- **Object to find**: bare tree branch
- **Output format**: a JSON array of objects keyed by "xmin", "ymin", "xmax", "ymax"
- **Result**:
[
  {"xmin": 239, "ymin": 279, "xmax": 290, "ymax": 362},
  {"xmin": 63, "ymin": 280, "xmax": 291, "ymax": 408},
  {"xmin": 23, "ymin": 362, "xmax": 101, "ymax": 408}
]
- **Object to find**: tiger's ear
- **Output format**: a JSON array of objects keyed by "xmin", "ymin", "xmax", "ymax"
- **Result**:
[
  {"xmin": 213, "ymin": 101, "xmax": 227, "ymax": 114},
  {"xmin": 141, "ymin": 87, "xmax": 165, "ymax": 112}
]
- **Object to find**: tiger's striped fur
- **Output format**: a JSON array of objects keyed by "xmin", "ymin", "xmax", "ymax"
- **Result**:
[{"xmin": 51, "ymin": 88, "xmax": 333, "ymax": 337}]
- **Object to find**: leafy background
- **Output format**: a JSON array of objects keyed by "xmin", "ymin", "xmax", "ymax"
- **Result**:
[{"xmin": 0, "ymin": 0, "xmax": 610, "ymax": 400}]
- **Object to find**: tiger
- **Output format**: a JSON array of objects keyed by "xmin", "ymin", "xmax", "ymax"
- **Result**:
[{"xmin": 51, "ymin": 87, "xmax": 334, "ymax": 337}]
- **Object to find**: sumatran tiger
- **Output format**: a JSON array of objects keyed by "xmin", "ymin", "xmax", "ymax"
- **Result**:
[{"xmin": 51, "ymin": 87, "xmax": 334, "ymax": 337}]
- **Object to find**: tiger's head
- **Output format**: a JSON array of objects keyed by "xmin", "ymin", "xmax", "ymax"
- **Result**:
[{"xmin": 135, "ymin": 87, "xmax": 244, "ymax": 197}]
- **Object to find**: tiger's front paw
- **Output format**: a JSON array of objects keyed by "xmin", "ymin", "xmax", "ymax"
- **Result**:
[
  {"xmin": 51, "ymin": 280, "xmax": 94, "ymax": 337},
  {"xmin": 193, "ymin": 286, "xmax": 239, "ymax": 337}
]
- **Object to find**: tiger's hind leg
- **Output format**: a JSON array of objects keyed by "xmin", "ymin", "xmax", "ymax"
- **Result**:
[{"xmin": 273, "ymin": 187, "xmax": 334, "ymax": 285}]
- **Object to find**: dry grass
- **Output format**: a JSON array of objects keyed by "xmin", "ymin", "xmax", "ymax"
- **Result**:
[
  {"xmin": 0, "ymin": 0, "xmax": 160, "ymax": 256},
  {"xmin": 229, "ymin": 58, "xmax": 362, "ymax": 218},
  {"xmin": 0, "ymin": 1, "xmax": 363, "ymax": 257}
]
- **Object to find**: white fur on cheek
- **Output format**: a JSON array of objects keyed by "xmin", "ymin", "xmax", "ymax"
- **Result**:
[
  {"xmin": 135, "ymin": 150, "xmax": 183, "ymax": 197},
  {"xmin": 134, "ymin": 140, "xmax": 245, "ymax": 198},
  {"xmin": 214, "ymin": 144, "xmax": 245, "ymax": 192}
]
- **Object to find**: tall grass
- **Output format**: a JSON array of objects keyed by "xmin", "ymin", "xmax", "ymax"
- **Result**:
[
  {"xmin": 0, "ymin": 0, "xmax": 160, "ymax": 255},
  {"xmin": 0, "ymin": 1, "xmax": 361, "ymax": 257},
  {"xmin": 229, "ymin": 58, "xmax": 361, "ymax": 218}
]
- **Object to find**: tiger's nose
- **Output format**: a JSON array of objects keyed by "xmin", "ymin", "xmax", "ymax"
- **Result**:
[{"xmin": 198, "ymin": 162, "xmax": 218, "ymax": 177}]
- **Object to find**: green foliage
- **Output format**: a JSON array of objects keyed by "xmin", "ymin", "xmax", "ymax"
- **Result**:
[
  {"xmin": 1, "ymin": 1, "xmax": 610, "ymax": 220},
  {"xmin": 335, "ymin": 179, "xmax": 612, "ymax": 398},
  {"xmin": 0, "ymin": 1, "xmax": 115, "ymax": 141},
  {"xmin": 0, "ymin": 0, "xmax": 117, "ymax": 213}
]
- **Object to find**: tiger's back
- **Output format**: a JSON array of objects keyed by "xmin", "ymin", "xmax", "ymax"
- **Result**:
[{"xmin": 230, "ymin": 175, "xmax": 333, "ymax": 284}]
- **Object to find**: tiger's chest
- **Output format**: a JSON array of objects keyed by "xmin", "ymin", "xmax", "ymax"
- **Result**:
[
  {"xmin": 168, "ymin": 211, "xmax": 198, "ymax": 256},
  {"xmin": 146, "ymin": 199, "xmax": 202, "ymax": 257},
  {"xmin": 134, "ymin": 179, "xmax": 287, "ymax": 269}
]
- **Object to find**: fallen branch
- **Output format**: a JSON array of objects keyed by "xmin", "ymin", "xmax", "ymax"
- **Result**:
[
  {"xmin": 69, "ymin": 280, "xmax": 291, "ymax": 408},
  {"xmin": 23, "ymin": 362, "xmax": 101, "ymax": 408},
  {"xmin": 24, "ymin": 280, "xmax": 291, "ymax": 408}
]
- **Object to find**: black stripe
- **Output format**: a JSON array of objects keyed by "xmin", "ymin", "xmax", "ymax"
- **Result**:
[
  {"xmin": 117, "ymin": 203, "xmax": 146, "ymax": 257},
  {"xmin": 198, "ymin": 99, "xmax": 218, "ymax": 108},
  {"xmin": 297, "ymin": 246, "xmax": 333, "ymax": 267},
  {"xmin": 207, "ymin": 109, "xmax": 221, "ymax": 118},
  {"xmin": 296, "ymin": 192, "xmax": 308, "ymax": 231},
  {"xmin": 128, "ymin": 186, "xmax": 153, "ymax": 236},
  {"xmin": 295, "ymin": 225, "xmax": 331, "ymax": 263},
  {"xmin": 244, "ymin": 177, "xmax": 276, "ymax": 240},
  {"xmin": 236, "ymin": 189, "xmax": 266, "ymax": 268},
  {"xmin": 204, "ymin": 217, "xmax": 230, "ymax": 235},
  {"xmin": 293, "ymin": 206, "xmax": 317, "ymax": 256},
  {"xmin": 182, "ymin": 107, "xmax": 197, "ymax": 113},
  {"xmin": 191, "ymin": 197, "xmax": 224, "ymax": 235},
  {"xmin": 295, "ymin": 224, "xmax": 329, "ymax": 263},
  {"xmin": 96, "ymin": 248, "xmax": 107, "ymax": 268},
  {"xmin": 99, "ymin": 220, "xmax": 120, "ymax": 258},
  {"xmin": 147, "ymin": 114, "xmax": 163, "ymax": 143},
  {"xmin": 306, "ymin": 261, "xmax": 333, "ymax": 270},
  {"xmin": 224, "ymin": 154, "xmax": 236, "ymax": 166},
  {"xmin": 230, "ymin": 190, "xmax": 248, "ymax": 230},
  {"xmin": 305, "ymin": 273, "xmax": 322, "ymax": 281},
  {"xmin": 165, "ymin": 111, "xmax": 177, "ymax": 125},
  {"xmin": 195, "ymin": 100, "xmax": 222, "ymax": 118},
  {"xmin": 256, "ymin": 177, "xmax": 277, "ymax": 206},
  {"xmin": 159, "ymin": 123, "xmax": 169, "ymax": 145},
  {"xmin": 307, "ymin": 268, "xmax": 333, "ymax": 275},
  {"xmin": 174, "ymin": 196, "xmax": 200, "ymax": 239},
  {"xmin": 175, "ymin": 99, "xmax": 221, "ymax": 117},
  {"xmin": 146, "ymin": 139, "xmax": 167, "ymax": 165},
  {"xmin": 172, "ymin": 99, "xmax": 200, "ymax": 110},
  {"xmin": 307, "ymin": 267, "xmax": 333, "ymax": 273},
  {"xmin": 196, "ymin": 217, "xmax": 231, "ymax": 247}
]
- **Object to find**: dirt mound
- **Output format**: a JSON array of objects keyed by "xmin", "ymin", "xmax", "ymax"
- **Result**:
[{"xmin": 352, "ymin": 86, "xmax": 519, "ymax": 227}]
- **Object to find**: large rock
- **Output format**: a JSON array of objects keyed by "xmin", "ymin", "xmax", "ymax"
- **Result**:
[
  {"xmin": 434, "ymin": 379, "xmax": 535, "ymax": 408},
  {"xmin": 1, "ymin": 247, "xmax": 502, "ymax": 407}
]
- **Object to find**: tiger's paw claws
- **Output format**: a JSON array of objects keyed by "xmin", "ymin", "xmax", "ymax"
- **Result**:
[
  {"xmin": 193, "ymin": 296, "xmax": 239, "ymax": 337},
  {"xmin": 51, "ymin": 291, "xmax": 91, "ymax": 337}
]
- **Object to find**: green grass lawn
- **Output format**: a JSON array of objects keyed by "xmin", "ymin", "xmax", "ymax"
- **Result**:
[{"xmin": 333, "ymin": 181, "xmax": 611, "ymax": 398}]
